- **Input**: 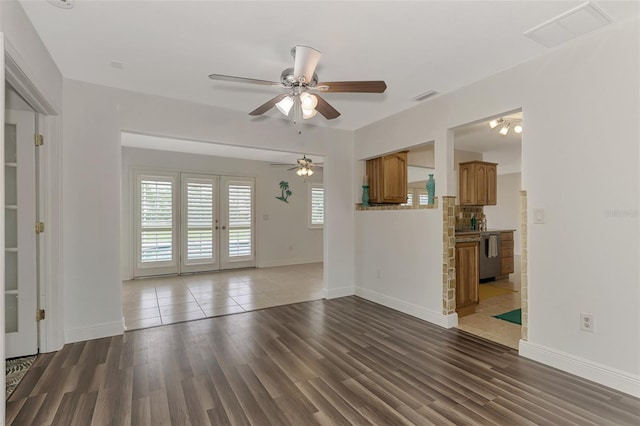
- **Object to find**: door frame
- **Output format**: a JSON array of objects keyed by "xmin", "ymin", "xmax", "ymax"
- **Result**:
[{"xmin": 4, "ymin": 45, "xmax": 64, "ymax": 357}]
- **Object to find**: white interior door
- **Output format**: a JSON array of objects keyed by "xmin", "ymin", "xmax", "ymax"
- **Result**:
[
  {"xmin": 220, "ymin": 177, "xmax": 255, "ymax": 270},
  {"xmin": 134, "ymin": 171, "xmax": 179, "ymax": 277},
  {"xmin": 5, "ymin": 108, "xmax": 38, "ymax": 358},
  {"xmin": 180, "ymin": 174, "xmax": 219, "ymax": 273}
]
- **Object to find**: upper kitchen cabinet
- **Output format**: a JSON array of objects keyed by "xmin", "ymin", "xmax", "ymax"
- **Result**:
[
  {"xmin": 367, "ymin": 151, "xmax": 408, "ymax": 204},
  {"xmin": 459, "ymin": 161, "xmax": 497, "ymax": 206}
]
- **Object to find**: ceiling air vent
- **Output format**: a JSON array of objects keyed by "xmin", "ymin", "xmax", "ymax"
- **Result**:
[
  {"xmin": 524, "ymin": 1, "xmax": 612, "ymax": 48},
  {"xmin": 47, "ymin": 0, "xmax": 74, "ymax": 9},
  {"xmin": 412, "ymin": 90, "xmax": 439, "ymax": 102}
]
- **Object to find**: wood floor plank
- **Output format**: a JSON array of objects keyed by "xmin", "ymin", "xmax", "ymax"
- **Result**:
[{"xmin": 7, "ymin": 296, "xmax": 640, "ymax": 425}]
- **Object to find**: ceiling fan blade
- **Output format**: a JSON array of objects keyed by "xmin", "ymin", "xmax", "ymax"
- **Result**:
[
  {"xmin": 249, "ymin": 94, "xmax": 289, "ymax": 116},
  {"xmin": 209, "ymin": 73, "xmax": 284, "ymax": 87},
  {"xmin": 315, "ymin": 81, "xmax": 387, "ymax": 93},
  {"xmin": 314, "ymin": 94, "xmax": 341, "ymax": 120},
  {"xmin": 293, "ymin": 45, "xmax": 321, "ymax": 84}
]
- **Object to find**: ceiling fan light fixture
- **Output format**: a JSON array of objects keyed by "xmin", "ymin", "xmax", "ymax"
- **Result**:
[
  {"xmin": 302, "ymin": 108, "xmax": 318, "ymax": 119},
  {"xmin": 300, "ymin": 92, "xmax": 318, "ymax": 110},
  {"xmin": 276, "ymin": 96, "xmax": 294, "ymax": 116}
]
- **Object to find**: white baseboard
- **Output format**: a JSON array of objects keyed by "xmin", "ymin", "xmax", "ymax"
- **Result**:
[
  {"xmin": 355, "ymin": 287, "xmax": 458, "ymax": 329},
  {"xmin": 64, "ymin": 321, "xmax": 125, "ymax": 344},
  {"xmin": 257, "ymin": 257, "xmax": 323, "ymax": 268},
  {"xmin": 324, "ymin": 286, "xmax": 355, "ymax": 299},
  {"xmin": 519, "ymin": 340, "xmax": 640, "ymax": 397}
]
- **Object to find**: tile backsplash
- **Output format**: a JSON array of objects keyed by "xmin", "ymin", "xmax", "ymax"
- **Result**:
[{"xmin": 455, "ymin": 206, "xmax": 484, "ymax": 231}]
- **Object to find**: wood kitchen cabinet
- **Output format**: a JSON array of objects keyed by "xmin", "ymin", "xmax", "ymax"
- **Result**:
[
  {"xmin": 500, "ymin": 231, "xmax": 515, "ymax": 275},
  {"xmin": 459, "ymin": 161, "xmax": 497, "ymax": 206},
  {"xmin": 456, "ymin": 239, "xmax": 479, "ymax": 317},
  {"xmin": 366, "ymin": 151, "xmax": 408, "ymax": 204}
]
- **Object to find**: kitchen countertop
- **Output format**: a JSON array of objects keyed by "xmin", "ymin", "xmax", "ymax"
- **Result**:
[{"xmin": 455, "ymin": 229, "xmax": 516, "ymax": 235}]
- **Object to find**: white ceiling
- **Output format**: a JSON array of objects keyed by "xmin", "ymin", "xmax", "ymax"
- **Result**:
[{"xmin": 19, "ymin": 0, "xmax": 639, "ymax": 133}]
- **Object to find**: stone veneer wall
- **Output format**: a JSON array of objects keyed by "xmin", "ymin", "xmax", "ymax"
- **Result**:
[
  {"xmin": 520, "ymin": 190, "xmax": 528, "ymax": 340},
  {"xmin": 455, "ymin": 205, "xmax": 484, "ymax": 231},
  {"xmin": 442, "ymin": 196, "xmax": 457, "ymax": 315}
]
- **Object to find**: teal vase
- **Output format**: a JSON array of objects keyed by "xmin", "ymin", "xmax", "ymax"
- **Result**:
[
  {"xmin": 362, "ymin": 185, "xmax": 370, "ymax": 207},
  {"xmin": 426, "ymin": 174, "xmax": 435, "ymax": 205}
]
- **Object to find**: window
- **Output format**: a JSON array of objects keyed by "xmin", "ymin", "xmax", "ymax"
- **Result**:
[
  {"xmin": 402, "ymin": 192, "xmax": 414, "ymax": 207},
  {"xmin": 309, "ymin": 184, "xmax": 324, "ymax": 228},
  {"xmin": 139, "ymin": 178, "xmax": 174, "ymax": 263},
  {"xmin": 227, "ymin": 182, "xmax": 253, "ymax": 258},
  {"xmin": 416, "ymin": 189, "xmax": 429, "ymax": 206}
]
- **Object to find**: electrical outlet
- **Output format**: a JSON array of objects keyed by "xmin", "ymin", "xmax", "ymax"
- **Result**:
[
  {"xmin": 288, "ymin": 245, "xmax": 293, "ymax": 252},
  {"xmin": 376, "ymin": 269, "xmax": 382, "ymax": 279},
  {"xmin": 534, "ymin": 208, "xmax": 545, "ymax": 224},
  {"xmin": 580, "ymin": 313, "xmax": 594, "ymax": 332}
]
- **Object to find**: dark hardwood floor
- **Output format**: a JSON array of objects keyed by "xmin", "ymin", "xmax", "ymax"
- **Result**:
[{"xmin": 7, "ymin": 296, "xmax": 640, "ymax": 425}]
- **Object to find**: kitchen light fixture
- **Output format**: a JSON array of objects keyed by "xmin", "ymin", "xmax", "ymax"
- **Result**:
[
  {"xmin": 489, "ymin": 118, "xmax": 504, "ymax": 129},
  {"xmin": 499, "ymin": 122, "xmax": 511, "ymax": 135},
  {"xmin": 489, "ymin": 117, "xmax": 523, "ymax": 136}
]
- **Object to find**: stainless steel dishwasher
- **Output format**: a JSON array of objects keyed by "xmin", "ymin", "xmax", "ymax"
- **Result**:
[{"xmin": 479, "ymin": 233, "xmax": 500, "ymax": 281}]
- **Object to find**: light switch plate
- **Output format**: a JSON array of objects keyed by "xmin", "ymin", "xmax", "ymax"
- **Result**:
[{"xmin": 534, "ymin": 208, "xmax": 545, "ymax": 224}]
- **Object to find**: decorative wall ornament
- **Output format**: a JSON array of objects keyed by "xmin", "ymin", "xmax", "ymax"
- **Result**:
[{"xmin": 276, "ymin": 181, "xmax": 292, "ymax": 203}]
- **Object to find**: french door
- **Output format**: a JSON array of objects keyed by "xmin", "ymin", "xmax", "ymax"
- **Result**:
[
  {"xmin": 4, "ymin": 108, "xmax": 38, "ymax": 358},
  {"xmin": 134, "ymin": 171, "xmax": 255, "ymax": 277}
]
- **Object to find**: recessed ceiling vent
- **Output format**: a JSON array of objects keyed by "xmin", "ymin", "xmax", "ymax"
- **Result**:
[
  {"xmin": 47, "ymin": 0, "xmax": 74, "ymax": 9},
  {"xmin": 412, "ymin": 90, "xmax": 439, "ymax": 102},
  {"xmin": 524, "ymin": 1, "xmax": 612, "ymax": 48}
]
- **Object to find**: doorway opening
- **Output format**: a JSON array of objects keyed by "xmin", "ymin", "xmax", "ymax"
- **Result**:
[
  {"xmin": 120, "ymin": 133, "xmax": 325, "ymax": 330},
  {"xmin": 452, "ymin": 111, "xmax": 525, "ymax": 349}
]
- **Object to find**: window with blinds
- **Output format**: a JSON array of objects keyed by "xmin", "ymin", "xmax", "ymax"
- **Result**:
[
  {"xmin": 140, "ymin": 178, "xmax": 173, "ymax": 262},
  {"xmin": 402, "ymin": 192, "xmax": 413, "ymax": 207},
  {"xmin": 310, "ymin": 184, "xmax": 324, "ymax": 228},
  {"xmin": 186, "ymin": 180, "xmax": 213, "ymax": 260},
  {"xmin": 227, "ymin": 183, "xmax": 253, "ymax": 258}
]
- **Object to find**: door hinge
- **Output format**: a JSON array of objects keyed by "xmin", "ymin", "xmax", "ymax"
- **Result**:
[
  {"xmin": 35, "ymin": 221, "xmax": 45, "ymax": 234},
  {"xmin": 34, "ymin": 134, "xmax": 44, "ymax": 146},
  {"xmin": 36, "ymin": 309, "xmax": 45, "ymax": 321}
]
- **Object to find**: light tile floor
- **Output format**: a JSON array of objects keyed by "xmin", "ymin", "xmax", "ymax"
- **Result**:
[
  {"xmin": 457, "ymin": 256, "xmax": 522, "ymax": 349},
  {"xmin": 122, "ymin": 263, "xmax": 323, "ymax": 331}
]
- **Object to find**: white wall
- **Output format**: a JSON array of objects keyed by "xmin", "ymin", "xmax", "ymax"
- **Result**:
[
  {"xmin": 63, "ymin": 79, "xmax": 354, "ymax": 342},
  {"xmin": 355, "ymin": 209, "xmax": 445, "ymax": 325},
  {"xmin": 484, "ymin": 173, "xmax": 521, "ymax": 255},
  {"xmin": 354, "ymin": 18, "xmax": 640, "ymax": 395},
  {"xmin": 121, "ymin": 147, "xmax": 323, "ymax": 279}
]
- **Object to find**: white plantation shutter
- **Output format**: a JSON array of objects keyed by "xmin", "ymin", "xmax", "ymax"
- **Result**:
[
  {"xmin": 227, "ymin": 182, "xmax": 253, "ymax": 258},
  {"xmin": 417, "ymin": 189, "xmax": 429, "ymax": 206},
  {"xmin": 402, "ymin": 192, "xmax": 413, "ymax": 207},
  {"xmin": 310, "ymin": 184, "xmax": 324, "ymax": 228},
  {"xmin": 140, "ymin": 178, "xmax": 174, "ymax": 262},
  {"xmin": 186, "ymin": 179, "xmax": 213, "ymax": 261}
]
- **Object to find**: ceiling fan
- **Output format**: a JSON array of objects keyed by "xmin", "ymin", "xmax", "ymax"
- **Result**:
[
  {"xmin": 271, "ymin": 155, "xmax": 322, "ymax": 176},
  {"xmin": 208, "ymin": 45, "xmax": 387, "ymax": 120}
]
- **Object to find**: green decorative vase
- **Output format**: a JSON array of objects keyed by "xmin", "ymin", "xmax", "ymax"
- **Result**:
[
  {"xmin": 426, "ymin": 174, "xmax": 435, "ymax": 205},
  {"xmin": 362, "ymin": 185, "xmax": 370, "ymax": 207}
]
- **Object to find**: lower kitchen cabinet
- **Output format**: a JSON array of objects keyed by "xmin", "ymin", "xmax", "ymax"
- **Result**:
[
  {"xmin": 500, "ymin": 231, "xmax": 515, "ymax": 275},
  {"xmin": 456, "ymin": 240, "xmax": 479, "ymax": 317}
]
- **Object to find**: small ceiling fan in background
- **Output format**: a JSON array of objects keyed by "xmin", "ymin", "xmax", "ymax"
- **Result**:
[
  {"xmin": 208, "ymin": 45, "xmax": 387, "ymax": 120},
  {"xmin": 271, "ymin": 155, "xmax": 322, "ymax": 177}
]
